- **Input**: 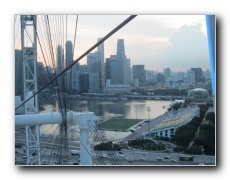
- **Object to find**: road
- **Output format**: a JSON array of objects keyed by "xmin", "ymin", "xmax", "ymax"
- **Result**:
[
  {"xmin": 15, "ymin": 128, "xmax": 215, "ymax": 166},
  {"xmin": 99, "ymin": 150, "xmax": 215, "ymax": 166}
]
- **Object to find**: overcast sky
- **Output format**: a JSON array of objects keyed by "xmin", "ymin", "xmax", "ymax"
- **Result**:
[
  {"xmin": 15, "ymin": 14, "xmax": 210, "ymax": 73},
  {"xmin": 64, "ymin": 15, "xmax": 210, "ymax": 72}
]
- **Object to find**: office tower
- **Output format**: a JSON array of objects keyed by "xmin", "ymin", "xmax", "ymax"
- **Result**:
[
  {"xmin": 164, "ymin": 68, "xmax": 171, "ymax": 78},
  {"xmin": 110, "ymin": 58, "xmax": 119, "ymax": 85},
  {"xmin": 79, "ymin": 64, "xmax": 88, "ymax": 73},
  {"xmin": 79, "ymin": 73, "xmax": 89, "ymax": 93},
  {"xmin": 125, "ymin": 58, "xmax": 131, "ymax": 85},
  {"xmin": 88, "ymin": 73, "xmax": 100, "ymax": 93},
  {"xmin": 65, "ymin": 41, "xmax": 80, "ymax": 92},
  {"xmin": 56, "ymin": 45, "xmax": 64, "ymax": 90},
  {"xmin": 116, "ymin": 39, "xmax": 126, "ymax": 84},
  {"xmin": 87, "ymin": 52, "xmax": 101, "ymax": 92},
  {"xmin": 133, "ymin": 65, "xmax": 146, "ymax": 86},
  {"xmin": 15, "ymin": 49, "xmax": 23, "ymax": 96},
  {"xmin": 146, "ymin": 70, "xmax": 154, "ymax": 81},
  {"xmin": 66, "ymin": 41, "xmax": 73, "ymax": 67},
  {"xmin": 97, "ymin": 38, "xmax": 105, "ymax": 87},
  {"xmin": 105, "ymin": 39, "xmax": 131, "ymax": 87},
  {"xmin": 204, "ymin": 69, "xmax": 211, "ymax": 79},
  {"xmin": 105, "ymin": 55, "xmax": 119, "ymax": 85},
  {"xmin": 191, "ymin": 68, "xmax": 202, "ymax": 83},
  {"xmin": 105, "ymin": 58, "xmax": 111, "ymax": 82},
  {"xmin": 56, "ymin": 45, "xmax": 64, "ymax": 74},
  {"xmin": 175, "ymin": 72, "xmax": 186, "ymax": 81},
  {"xmin": 106, "ymin": 39, "xmax": 131, "ymax": 85},
  {"xmin": 86, "ymin": 38, "xmax": 105, "ymax": 92},
  {"xmin": 66, "ymin": 68, "xmax": 80, "ymax": 92},
  {"xmin": 157, "ymin": 73, "xmax": 165, "ymax": 83},
  {"xmin": 187, "ymin": 70, "xmax": 195, "ymax": 85}
]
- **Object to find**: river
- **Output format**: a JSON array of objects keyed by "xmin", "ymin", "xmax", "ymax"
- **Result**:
[{"xmin": 40, "ymin": 98, "xmax": 170, "ymax": 139}]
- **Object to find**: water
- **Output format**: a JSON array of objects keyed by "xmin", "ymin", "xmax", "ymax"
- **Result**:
[
  {"xmin": 40, "ymin": 99, "xmax": 170, "ymax": 139},
  {"xmin": 66, "ymin": 99, "xmax": 170, "ymax": 120}
]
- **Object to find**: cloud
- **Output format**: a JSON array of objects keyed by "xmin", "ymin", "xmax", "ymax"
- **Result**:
[{"xmin": 159, "ymin": 23, "xmax": 210, "ymax": 71}]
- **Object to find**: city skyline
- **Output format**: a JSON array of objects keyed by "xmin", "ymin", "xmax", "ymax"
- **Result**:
[
  {"xmin": 14, "ymin": 15, "xmax": 210, "ymax": 73},
  {"xmin": 63, "ymin": 15, "xmax": 210, "ymax": 72}
]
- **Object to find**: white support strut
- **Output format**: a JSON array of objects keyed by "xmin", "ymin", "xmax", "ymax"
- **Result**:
[{"xmin": 15, "ymin": 111, "xmax": 96, "ymax": 165}]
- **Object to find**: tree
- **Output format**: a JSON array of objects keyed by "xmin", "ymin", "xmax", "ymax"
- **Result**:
[
  {"xmin": 171, "ymin": 117, "xmax": 202, "ymax": 148},
  {"xmin": 206, "ymin": 112, "xmax": 215, "ymax": 125}
]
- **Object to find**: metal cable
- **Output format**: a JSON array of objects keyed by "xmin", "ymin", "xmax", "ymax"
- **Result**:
[{"xmin": 16, "ymin": 15, "xmax": 137, "ymax": 110}]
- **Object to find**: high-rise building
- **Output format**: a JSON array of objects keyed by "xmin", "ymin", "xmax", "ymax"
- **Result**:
[
  {"xmin": 87, "ymin": 52, "xmax": 101, "ymax": 73},
  {"xmin": 79, "ymin": 73, "xmax": 89, "ymax": 93},
  {"xmin": 187, "ymin": 70, "xmax": 195, "ymax": 85},
  {"xmin": 65, "ymin": 41, "xmax": 80, "ymax": 92},
  {"xmin": 125, "ymin": 58, "xmax": 131, "ymax": 85},
  {"xmin": 191, "ymin": 68, "xmax": 202, "ymax": 83},
  {"xmin": 116, "ymin": 39, "xmax": 127, "ymax": 84},
  {"xmin": 110, "ymin": 59, "xmax": 119, "ymax": 85},
  {"xmin": 86, "ymin": 38, "xmax": 105, "ymax": 92},
  {"xmin": 164, "ymin": 68, "xmax": 172, "ymax": 82},
  {"xmin": 88, "ymin": 73, "xmax": 100, "ymax": 93},
  {"xmin": 204, "ymin": 69, "xmax": 211, "ymax": 79},
  {"xmin": 157, "ymin": 73, "xmax": 165, "ymax": 83},
  {"xmin": 56, "ymin": 45, "xmax": 64, "ymax": 90},
  {"xmin": 79, "ymin": 64, "xmax": 88, "ymax": 73},
  {"xmin": 105, "ymin": 58, "xmax": 112, "ymax": 82},
  {"xmin": 66, "ymin": 41, "xmax": 73, "ymax": 67},
  {"xmin": 105, "ymin": 39, "xmax": 131, "ymax": 85},
  {"xmin": 105, "ymin": 39, "xmax": 131, "ymax": 86},
  {"xmin": 66, "ymin": 68, "xmax": 80, "ymax": 92},
  {"xmin": 97, "ymin": 38, "xmax": 105, "ymax": 87},
  {"xmin": 175, "ymin": 72, "xmax": 186, "ymax": 81},
  {"xmin": 56, "ymin": 45, "xmax": 64, "ymax": 74},
  {"xmin": 105, "ymin": 56, "xmax": 120, "ymax": 85},
  {"xmin": 164, "ymin": 67, "xmax": 171, "ymax": 77},
  {"xmin": 133, "ymin": 65, "xmax": 146, "ymax": 86},
  {"xmin": 87, "ymin": 52, "xmax": 101, "ymax": 92},
  {"xmin": 15, "ymin": 49, "xmax": 23, "ymax": 96}
]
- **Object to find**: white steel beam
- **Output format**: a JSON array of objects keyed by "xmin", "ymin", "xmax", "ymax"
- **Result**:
[{"xmin": 15, "ymin": 111, "xmax": 96, "ymax": 165}]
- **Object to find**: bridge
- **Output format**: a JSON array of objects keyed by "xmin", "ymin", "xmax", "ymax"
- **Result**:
[{"xmin": 123, "ymin": 95, "xmax": 185, "ymax": 100}]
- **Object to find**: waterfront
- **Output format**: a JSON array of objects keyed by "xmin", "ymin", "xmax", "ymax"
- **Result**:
[
  {"xmin": 41, "ymin": 99, "xmax": 170, "ymax": 119},
  {"xmin": 40, "ymin": 99, "xmax": 170, "ymax": 139}
]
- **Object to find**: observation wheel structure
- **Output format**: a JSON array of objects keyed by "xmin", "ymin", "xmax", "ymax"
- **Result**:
[{"xmin": 15, "ymin": 14, "xmax": 136, "ymax": 165}]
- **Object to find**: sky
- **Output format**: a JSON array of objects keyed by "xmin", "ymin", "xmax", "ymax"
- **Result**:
[
  {"xmin": 15, "ymin": 14, "xmax": 210, "ymax": 73},
  {"xmin": 65, "ymin": 15, "xmax": 210, "ymax": 72}
]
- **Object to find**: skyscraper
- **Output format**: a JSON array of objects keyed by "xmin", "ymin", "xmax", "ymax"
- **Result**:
[
  {"xmin": 56, "ymin": 45, "xmax": 64, "ymax": 74},
  {"xmin": 87, "ymin": 52, "xmax": 101, "ymax": 92},
  {"xmin": 15, "ymin": 49, "xmax": 23, "ymax": 96},
  {"xmin": 85, "ymin": 38, "xmax": 105, "ymax": 93},
  {"xmin": 204, "ymin": 69, "xmax": 211, "ymax": 79},
  {"xmin": 56, "ymin": 45, "xmax": 64, "ymax": 90},
  {"xmin": 164, "ymin": 68, "xmax": 171, "ymax": 78},
  {"xmin": 65, "ymin": 41, "xmax": 80, "ymax": 92},
  {"xmin": 79, "ymin": 73, "xmax": 89, "ymax": 93},
  {"xmin": 105, "ymin": 39, "xmax": 131, "ymax": 86},
  {"xmin": 110, "ymin": 58, "xmax": 119, "ymax": 85},
  {"xmin": 187, "ymin": 70, "xmax": 195, "ymax": 85},
  {"xmin": 133, "ymin": 65, "xmax": 146, "ymax": 86},
  {"xmin": 125, "ymin": 58, "xmax": 131, "ymax": 85},
  {"xmin": 97, "ymin": 38, "xmax": 105, "ymax": 87},
  {"xmin": 66, "ymin": 41, "xmax": 73, "ymax": 67},
  {"xmin": 191, "ymin": 68, "xmax": 202, "ymax": 83},
  {"xmin": 157, "ymin": 73, "xmax": 165, "ymax": 83},
  {"xmin": 116, "ymin": 39, "xmax": 126, "ymax": 84}
]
